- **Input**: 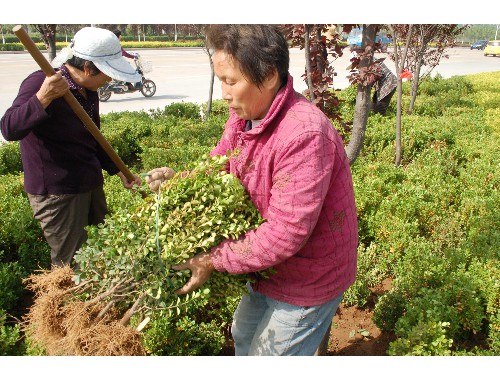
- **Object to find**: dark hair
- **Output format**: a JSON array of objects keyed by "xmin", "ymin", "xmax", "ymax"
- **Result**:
[
  {"xmin": 205, "ymin": 24, "xmax": 289, "ymax": 88},
  {"xmin": 66, "ymin": 56, "xmax": 101, "ymax": 76},
  {"xmin": 113, "ymin": 29, "xmax": 122, "ymax": 38}
]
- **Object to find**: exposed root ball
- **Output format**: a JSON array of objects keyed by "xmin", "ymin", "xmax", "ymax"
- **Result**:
[{"xmin": 23, "ymin": 266, "xmax": 145, "ymax": 356}]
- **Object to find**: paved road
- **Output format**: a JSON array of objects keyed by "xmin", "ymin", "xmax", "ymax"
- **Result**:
[{"xmin": 1, "ymin": 47, "xmax": 499, "ymax": 142}]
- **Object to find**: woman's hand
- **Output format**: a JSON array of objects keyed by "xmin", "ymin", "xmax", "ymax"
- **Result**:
[
  {"xmin": 36, "ymin": 72, "xmax": 69, "ymax": 109},
  {"xmin": 145, "ymin": 167, "xmax": 176, "ymax": 192},
  {"xmin": 117, "ymin": 172, "xmax": 142, "ymax": 189},
  {"xmin": 172, "ymin": 253, "xmax": 215, "ymax": 295}
]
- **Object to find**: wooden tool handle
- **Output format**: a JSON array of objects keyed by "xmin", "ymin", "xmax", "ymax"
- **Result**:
[{"xmin": 13, "ymin": 25, "xmax": 135, "ymax": 182}]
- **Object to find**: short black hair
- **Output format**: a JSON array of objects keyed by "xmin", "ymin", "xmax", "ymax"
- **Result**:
[
  {"xmin": 205, "ymin": 24, "xmax": 289, "ymax": 88},
  {"xmin": 66, "ymin": 56, "xmax": 101, "ymax": 76},
  {"xmin": 113, "ymin": 29, "xmax": 121, "ymax": 38}
]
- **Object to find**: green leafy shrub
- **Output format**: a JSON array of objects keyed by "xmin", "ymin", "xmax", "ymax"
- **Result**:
[
  {"xmin": 0, "ymin": 142, "xmax": 22, "ymax": 175},
  {"xmin": 164, "ymin": 102, "xmax": 202, "ymax": 119},
  {"xmin": 0, "ymin": 262, "xmax": 23, "ymax": 312},
  {"xmin": 418, "ymin": 74, "xmax": 474, "ymax": 97},
  {"xmin": 0, "ymin": 174, "xmax": 50, "ymax": 273},
  {"xmin": 0, "ymin": 44, "xmax": 24, "ymax": 51},
  {"xmin": 373, "ymin": 289, "xmax": 407, "ymax": 332},
  {"xmin": 142, "ymin": 316, "xmax": 226, "ymax": 356},
  {"xmin": 64, "ymin": 155, "xmax": 265, "ymax": 354},
  {"xmin": 0, "ymin": 310, "xmax": 25, "ymax": 356},
  {"xmin": 413, "ymin": 75, "xmax": 475, "ymax": 117},
  {"xmin": 140, "ymin": 144, "xmax": 210, "ymax": 173},
  {"xmin": 388, "ymin": 321, "xmax": 453, "ymax": 356}
]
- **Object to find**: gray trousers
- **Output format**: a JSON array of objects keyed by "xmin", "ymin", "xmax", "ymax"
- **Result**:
[{"xmin": 27, "ymin": 186, "xmax": 108, "ymax": 268}]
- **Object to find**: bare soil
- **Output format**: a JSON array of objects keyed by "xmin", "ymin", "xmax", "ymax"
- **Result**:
[{"xmin": 326, "ymin": 278, "xmax": 395, "ymax": 356}]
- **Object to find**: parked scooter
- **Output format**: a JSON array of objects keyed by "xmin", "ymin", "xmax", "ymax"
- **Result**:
[{"xmin": 97, "ymin": 55, "xmax": 156, "ymax": 101}]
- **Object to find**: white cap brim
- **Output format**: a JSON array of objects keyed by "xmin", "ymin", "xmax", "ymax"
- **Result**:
[{"xmin": 94, "ymin": 58, "xmax": 142, "ymax": 83}]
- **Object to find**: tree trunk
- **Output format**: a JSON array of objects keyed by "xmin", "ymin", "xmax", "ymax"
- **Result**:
[
  {"xmin": 304, "ymin": 25, "xmax": 315, "ymax": 103},
  {"xmin": 408, "ymin": 31, "xmax": 429, "ymax": 115},
  {"xmin": 47, "ymin": 36, "xmax": 57, "ymax": 62},
  {"xmin": 408, "ymin": 56, "xmax": 423, "ymax": 115},
  {"xmin": 34, "ymin": 24, "xmax": 57, "ymax": 62},
  {"xmin": 206, "ymin": 52, "xmax": 214, "ymax": 120},
  {"xmin": 345, "ymin": 24, "xmax": 377, "ymax": 165},
  {"xmin": 390, "ymin": 24, "xmax": 413, "ymax": 167},
  {"xmin": 315, "ymin": 28, "xmax": 325, "ymax": 75}
]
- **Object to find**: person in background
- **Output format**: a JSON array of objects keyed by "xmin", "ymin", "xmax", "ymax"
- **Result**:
[
  {"xmin": 146, "ymin": 24, "xmax": 358, "ymax": 356},
  {"xmin": 112, "ymin": 29, "xmax": 141, "ymax": 91},
  {"xmin": 371, "ymin": 60, "xmax": 397, "ymax": 115},
  {"xmin": 1, "ymin": 27, "xmax": 142, "ymax": 268},
  {"xmin": 347, "ymin": 47, "xmax": 397, "ymax": 116}
]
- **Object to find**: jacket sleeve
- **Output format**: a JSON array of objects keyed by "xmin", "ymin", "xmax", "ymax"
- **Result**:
[
  {"xmin": 121, "ymin": 47, "xmax": 136, "ymax": 59},
  {"xmin": 1, "ymin": 72, "xmax": 49, "ymax": 141},
  {"xmin": 96, "ymin": 145, "xmax": 120, "ymax": 175},
  {"xmin": 210, "ymin": 128, "xmax": 338, "ymax": 274},
  {"xmin": 92, "ymin": 101, "xmax": 120, "ymax": 175}
]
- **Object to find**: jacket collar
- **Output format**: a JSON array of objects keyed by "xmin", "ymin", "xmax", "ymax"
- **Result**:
[{"xmin": 235, "ymin": 73, "xmax": 295, "ymax": 136}]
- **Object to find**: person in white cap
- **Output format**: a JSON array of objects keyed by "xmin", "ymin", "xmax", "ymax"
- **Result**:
[{"xmin": 0, "ymin": 27, "xmax": 142, "ymax": 269}]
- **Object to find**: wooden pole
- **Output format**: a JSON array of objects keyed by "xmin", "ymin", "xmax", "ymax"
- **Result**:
[{"xmin": 12, "ymin": 25, "xmax": 135, "ymax": 182}]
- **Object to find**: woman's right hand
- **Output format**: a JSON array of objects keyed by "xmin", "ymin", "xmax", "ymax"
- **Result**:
[
  {"xmin": 145, "ymin": 167, "xmax": 176, "ymax": 192},
  {"xmin": 36, "ymin": 72, "xmax": 69, "ymax": 109}
]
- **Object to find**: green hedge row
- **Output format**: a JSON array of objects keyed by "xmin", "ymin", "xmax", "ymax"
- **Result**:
[
  {"xmin": 342, "ymin": 72, "xmax": 499, "ymax": 355},
  {"xmin": 0, "ymin": 38, "xmax": 205, "ymax": 52}
]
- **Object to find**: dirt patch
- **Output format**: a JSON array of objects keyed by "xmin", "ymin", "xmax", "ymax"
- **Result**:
[
  {"xmin": 327, "ymin": 303, "xmax": 395, "ymax": 355},
  {"xmin": 327, "ymin": 278, "xmax": 395, "ymax": 356}
]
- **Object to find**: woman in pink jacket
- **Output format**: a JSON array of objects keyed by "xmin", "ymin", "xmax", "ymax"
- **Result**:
[{"xmin": 147, "ymin": 25, "xmax": 358, "ymax": 356}]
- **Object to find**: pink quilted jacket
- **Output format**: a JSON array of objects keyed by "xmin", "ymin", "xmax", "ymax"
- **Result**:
[{"xmin": 210, "ymin": 74, "xmax": 358, "ymax": 307}]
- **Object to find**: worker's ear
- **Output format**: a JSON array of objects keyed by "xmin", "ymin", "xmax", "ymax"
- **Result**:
[
  {"xmin": 83, "ymin": 61, "xmax": 93, "ymax": 77},
  {"xmin": 262, "ymin": 69, "xmax": 280, "ymax": 91}
]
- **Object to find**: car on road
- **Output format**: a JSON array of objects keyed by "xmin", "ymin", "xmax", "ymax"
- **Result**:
[
  {"xmin": 484, "ymin": 40, "xmax": 500, "ymax": 57},
  {"xmin": 346, "ymin": 28, "xmax": 392, "ymax": 53},
  {"xmin": 470, "ymin": 40, "xmax": 488, "ymax": 50}
]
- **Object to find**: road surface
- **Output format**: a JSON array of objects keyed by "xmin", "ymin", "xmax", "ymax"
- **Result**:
[{"xmin": 1, "ymin": 47, "xmax": 499, "ymax": 142}]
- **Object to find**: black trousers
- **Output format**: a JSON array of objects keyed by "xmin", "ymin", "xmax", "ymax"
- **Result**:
[{"xmin": 372, "ymin": 88, "xmax": 396, "ymax": 116}]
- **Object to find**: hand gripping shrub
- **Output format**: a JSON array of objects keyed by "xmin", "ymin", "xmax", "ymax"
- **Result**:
[{"xmin": 23, "ymin": 154, "xmax": 265, "ymax": 355}]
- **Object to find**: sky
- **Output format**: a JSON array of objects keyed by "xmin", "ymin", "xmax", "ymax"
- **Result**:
[{"xmin": 1, "ymin": 0, "xmax": 498, "ymax": 24}]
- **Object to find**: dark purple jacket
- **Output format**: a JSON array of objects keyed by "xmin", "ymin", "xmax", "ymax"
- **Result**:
[
  {"xmin": 0, "ymin": 69, "xmax": 119, "ymax": 195},
  {"xmin": 121, "ymin": 47, "xmax": 135, "ymax": 59}
]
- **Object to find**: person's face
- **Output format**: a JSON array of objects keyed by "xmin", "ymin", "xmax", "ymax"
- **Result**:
[
  {"xmin": 213, "ymin": 50, "xmax": 279, "ymax": 120},
  {"xmin": 81, "ymin": 63, "xmax": 111, "ymax": 91},
  {"xmin": 82, "ymin": 72, "xmax": 111, "ymax": 91}
]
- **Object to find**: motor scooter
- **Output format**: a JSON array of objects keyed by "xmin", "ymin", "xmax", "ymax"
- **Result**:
[{"xmin": 97, "ymin": 55, "xmax": 156, "ymax": 102}]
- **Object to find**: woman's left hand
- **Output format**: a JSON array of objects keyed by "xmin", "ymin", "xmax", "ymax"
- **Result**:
[{"xmin": 172, "ymin": 253, "xmax": 215, "ymax": 295}]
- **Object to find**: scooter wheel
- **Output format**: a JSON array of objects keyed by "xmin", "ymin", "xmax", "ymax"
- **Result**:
[
  {"xmin": 97, "ymin": 88, "xmax": 112, "ymax": 102},
  {"xmin": 140, "ymin": 80, "xmax": 156, "ymax": 98}
]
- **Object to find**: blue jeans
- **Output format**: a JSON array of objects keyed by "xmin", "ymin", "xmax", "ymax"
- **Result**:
[{"xmin": 231, "ymin": 283, "xmax": 343, "ymax": 356}]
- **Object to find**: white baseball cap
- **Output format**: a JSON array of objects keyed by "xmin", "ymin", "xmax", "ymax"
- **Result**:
[{"xmin": 52, "ymin": 27, "xmax": 141, "ymax": 83}]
